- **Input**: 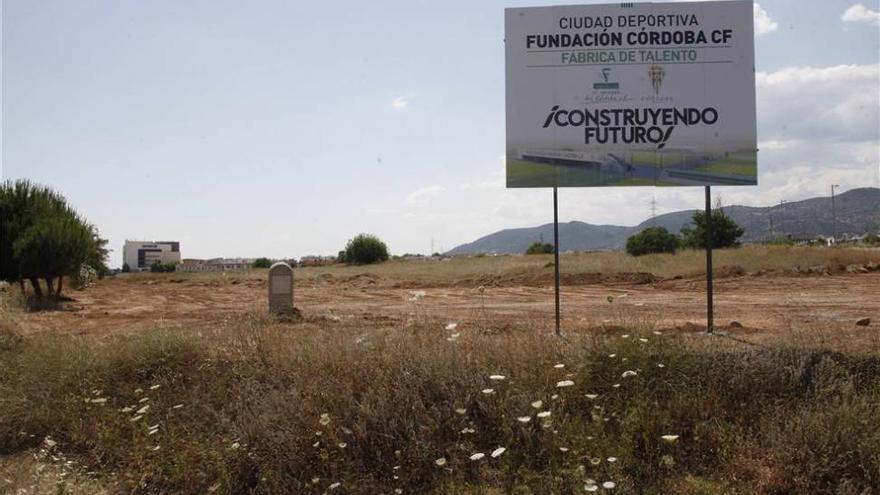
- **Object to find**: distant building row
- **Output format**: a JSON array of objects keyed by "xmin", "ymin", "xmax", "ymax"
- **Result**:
[{"xmin": 122, "ymin": 240, "xmax": 360, "ymax": 272}]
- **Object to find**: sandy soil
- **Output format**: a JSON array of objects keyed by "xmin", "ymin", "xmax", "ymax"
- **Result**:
[{"xmin": 17, "ymin": 271, "xmax": 879, "ymax": 337}]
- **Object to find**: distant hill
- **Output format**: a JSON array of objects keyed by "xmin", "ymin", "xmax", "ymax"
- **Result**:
[{"xmin": 446, "ymin": 187, "xmax": 880, "ymax": 255}]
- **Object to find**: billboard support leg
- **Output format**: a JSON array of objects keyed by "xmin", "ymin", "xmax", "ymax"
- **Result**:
[
  {"xmin": 705, "ymin": 185, "xmax": 714, "ymax": 334},
  {"xmin": 553, "ymin": 186, "xmax": 561, "ymax": 336}
]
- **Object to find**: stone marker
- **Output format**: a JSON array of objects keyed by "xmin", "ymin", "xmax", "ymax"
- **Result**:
[{"xmin": 268, "ymin": 262, "xmax": 294, "ymax": 316}]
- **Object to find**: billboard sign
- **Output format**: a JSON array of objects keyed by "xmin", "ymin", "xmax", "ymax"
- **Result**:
[{"xmin": 505, "ymin": 1, "xmax": 757, "ymax": 188}]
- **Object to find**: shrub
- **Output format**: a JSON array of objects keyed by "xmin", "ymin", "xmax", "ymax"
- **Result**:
[
  {"xmin": 525, "ymin": 242, "xmax": 555, "ymax": 255},
  {"xmin": 122, "ymin": 263, "xmax": 131, "ymax": 273},
  {"xmin": 71, "ymin": 264, "xmax": 98, "ymax": 289},
  {"xmin": 625, "ymin": 227, "xmax": 680, "ymax": 256},
  {"xmin": 252, "ymin": 257, "xmax": 272, "ymax": 269},
  {"xmin": 343, "ymin": 234, "xmax": 389, "ymax": 265},
  {"xmin": 864, "ymin": 233, "xmax": 879, "ymax": 245},
  {"xmin": 681, "ymin": 210, "xmax": 745, "ymax": 249},
  {"xmin": 150, "ymin": 261, "xmax": 177, "ymax": 273}
]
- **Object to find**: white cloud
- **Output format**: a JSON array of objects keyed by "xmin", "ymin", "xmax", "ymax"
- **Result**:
[
  {"xmin": 842, "ymin": 3, "xmax": 880, "ymax": 25},
  {"xmin": 405, "ymin": 185, "xmax": 445, "ymax": 206},
  {"xmin": 756, "ymin": 64, "xmax": 880, "ymax": 144},
  {"xmin": 753, "ymin": 3, "xmax": 778, "ymax": 37},
  {"xmin": 391, "ymin": 96, "xmax": 409, "ymax": 109}
]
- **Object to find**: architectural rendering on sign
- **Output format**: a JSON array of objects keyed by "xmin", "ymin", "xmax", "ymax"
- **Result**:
[{"xmin": 505, "ymin": 1, "xmax": 758, "ymax": 188}]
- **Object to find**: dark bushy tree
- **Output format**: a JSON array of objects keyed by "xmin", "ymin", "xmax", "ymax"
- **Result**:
[
  {"xmin": 525, "ymin": 242, "xmax": 554, "ymax": 255},
  {"xmin": 681, "ymin": 210, "xmax": 745, "ymax": 249},
  {"xmin": 150, "ymin": 261, "xmax": 177, "ymax": 273},
  {"xmin": 626, "ymin": 227, "xmax": 680, "ymax": 256},
  {"xmin": 0, "ymin": 179, "xmax": 108, "ymax": 301},
  {"xmin": 343, "ymin": 234, "xmax": 389, "ymax": 265},
  {"xmin": 253, "ymin": 257, "xmax": 272, "ymax": 268}
]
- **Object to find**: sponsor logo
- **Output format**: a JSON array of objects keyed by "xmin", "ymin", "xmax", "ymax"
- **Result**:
[
  {"xmin": 592, "ymin": 67, "xmax": 620, "ymax": 90},
  {"xmin": 648, "ymin": 65, "xmax": 665, "ymax": 95}
]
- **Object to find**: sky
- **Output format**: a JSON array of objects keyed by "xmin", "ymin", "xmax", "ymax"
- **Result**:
[{"xmin": 2, "ymin": 0, "xmax": 879, "ymax": 267}]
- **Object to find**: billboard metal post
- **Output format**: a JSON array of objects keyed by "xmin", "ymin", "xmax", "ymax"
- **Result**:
[
  {"xmin": 553, "ymin": 186, "xmax": 561, "ymax": 336},
  {"xmin": 705, "ymin": 185, "xmax": 714, "ymax": 334}
]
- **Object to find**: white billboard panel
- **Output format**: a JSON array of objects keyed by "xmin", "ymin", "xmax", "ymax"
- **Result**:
[{"xmin": 505, "ymin": 1, "xmax": 757, "ymax": 187}]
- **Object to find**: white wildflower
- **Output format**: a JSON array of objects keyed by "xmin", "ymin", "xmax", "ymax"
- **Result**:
[
  {"xmin": 489, "ymin": 375, "xmax": 506, "ymax": 381},
  {"xmin": 531, "ymin": 400, "xmax": 543, "ymax": 409},
  {"xmin": 149, "ymin": 384, "xmax": 160, "ymax": 390},
  {"xmin": 435, "ymin": 457, "xmax": 447, "ymax": 467},
  {"xmin": 338, "ymin": 442, "xmax": 347, "ymax": 449},
  {"xmin": 559, "ymin": 447, "xmax": 569, "ymax": 452},
  {"xmin": 602, "ymin": 481, "xmax": 616, "ymax": 489},
  {"xmin": 661, "ymin": 435, "xmax": 680, "ymax": 442},
  {"xmin": 329, "ymin": 482, "xmax": 341, "ymax": 490},
  {"xmin": 130, "ymin": 415, "xmax": 143, "ymax": 422},
  {"xmin": 537, "ymin": 411, "xmax": 551, "ymax": 418},
  {"xmin": 445, "ymin": 322, "xmax": 458, "ymax": 331},
  {"xmin": 639, "ymin": 338, "xmax": 648, "ymax": 343},
  {"xmin": 585, "ymin": 394, "xmax": 599, "ymax": 400},
  {"xmin": 90, "ymin": 398, "xmax": 107, "ymax": 404},
  {"xmin": 136, "ymin": 405, "xmax": 150, "ymax": 414},
  {"xmin": 469, "ymin": 452, "xmax": 485, "ymax": 461},
  {"xmin": 556, "ymin": 380, "xmax": 575, "ymax": 388},
  {"xmin": 657, "ymin": 363, "xmax": 666, "ymax": 368},
  {"xmin": 585, "ymin": 483, "xmax": 598, "ymax": 492},
  {"xmin": 517, "ymin": 416, "xmax": 532, "ymax": 423},
  {"xmin": 230, "ymin": 442, "xmax": 240, "ymax": 450},
  {"xmin": 172, "ymin": 404, "xmax": 184, "ymax": 409},
  {"xmin": 491, "ymin": 447, "xmax": 506, "ymax": 458},
  {"xmin": 621, "ymin": 370, "xmax": 637, "ymax": 378},
  {"xmin": 482, "ymin": 388, "xmax": 495, "ymax": 395},
  {"xmin": 607, "ymin": 457, "xmax": 618, "ymax": 463},
  {"xmin": 319, "ymin": 413, "xmax": 331, "ymax": 426}
]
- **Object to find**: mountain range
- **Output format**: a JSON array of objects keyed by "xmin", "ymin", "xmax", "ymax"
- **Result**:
[{"xmin": 446, "ymin": 187, "xmax": 880, "ymax": 255}]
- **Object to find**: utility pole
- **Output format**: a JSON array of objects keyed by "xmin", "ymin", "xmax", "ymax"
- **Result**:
[
  {"xmin": 650, "ymin": 196, "xmax": 657, "ymax": 224},
  {"xmin": 831, "ymin": 184, "xmax": 840, "ymax": 241}
]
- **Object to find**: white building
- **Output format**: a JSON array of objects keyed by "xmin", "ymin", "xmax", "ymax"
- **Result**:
[{"xmin": 123, "ymin": 241, "xmax": 181, "ymax": 271}]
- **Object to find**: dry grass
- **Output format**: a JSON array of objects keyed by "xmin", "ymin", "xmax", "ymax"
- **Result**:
[
  {"xmin": 121, "ymin": 245, "xmax": 880, "ymax": 288},
  {"xmin": 1, "ymin": 310, "xmax": 879, "ymax": 494}
]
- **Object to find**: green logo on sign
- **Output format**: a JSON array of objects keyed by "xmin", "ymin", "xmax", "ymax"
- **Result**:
[{"xmin": 593, "ymin": 67, "xmax": 619, "ymax": 90}]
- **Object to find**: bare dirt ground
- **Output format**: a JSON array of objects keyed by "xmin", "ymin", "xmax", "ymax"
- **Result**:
[{"xmin": 18, "ymin": 270, "xmax": 879, "ymax": 339}]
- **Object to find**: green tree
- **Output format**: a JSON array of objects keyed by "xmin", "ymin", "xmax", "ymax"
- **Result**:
[
  {"xmin": 13, "ymin": 214, "xmax": 93, "ymax": 297},
  {"xmin": 150, "ymin": 261, "xmax": 177, "ymax": 273},
  {"xmin": 681, "ymin": 210, "xmax": 745, "ymax": 249},
  {"xmin": 253, "ymin": 257, "xmax": 272, "ymax": 269},
  {"xmin": 525, "ymin": 242, "xmax": 554, "ymax": 255},
  {"xmin": 626, "ymin": 227, "xmax": 680, "ymax": 256},
  {"xmin": 0, "ymin": 179, "xmax": 109, "ymax": 300},
  {"xmin": 343, "ymin": 234, "xmax": 389, "ymax": 265}
]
